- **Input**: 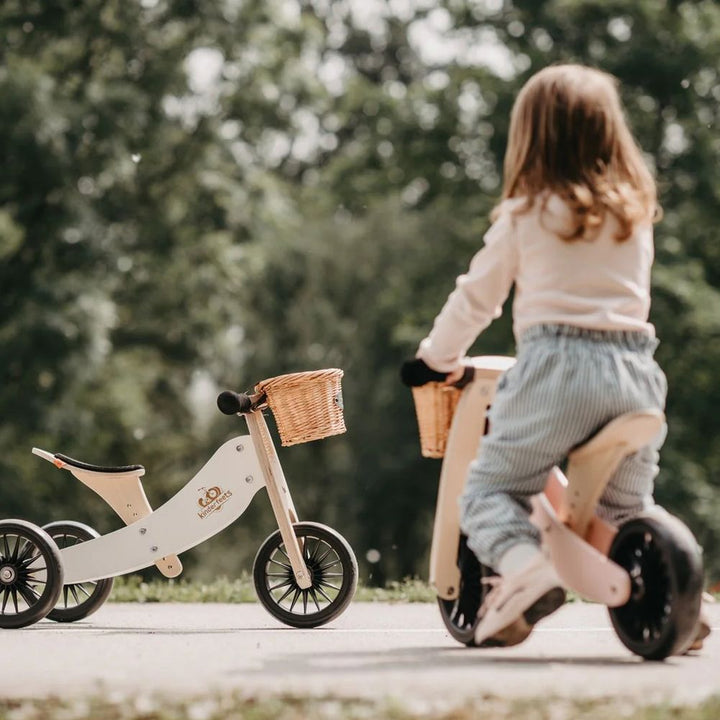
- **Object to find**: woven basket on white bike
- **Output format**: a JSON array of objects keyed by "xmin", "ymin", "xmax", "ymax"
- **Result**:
[
  {"xmin": 255, "ymin": 368, "xmax": 346, "ymax": 446},
  {"xmin": 411, "ymin": 383, "xmax": 461, "ymax": 459}
]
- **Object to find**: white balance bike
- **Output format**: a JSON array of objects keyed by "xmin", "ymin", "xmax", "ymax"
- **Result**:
[{"xmin": 0, "ymin": 369, "xmax": 358, "ymax": 630}]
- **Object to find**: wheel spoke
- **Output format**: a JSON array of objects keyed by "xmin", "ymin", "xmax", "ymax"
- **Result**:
[
  {"xmin": 314, "ymin": 584, "xmax": 334, "ymax": 604},
  {"xmin": 17, "ymin": 541, "xmax": 35, "ymax": 565},
  {"xmin": 275, "ymin": 584, "xmax": 296, "ymax": 605},
  {"xmin": 318, "ymin": 558, "xmax": 341, "ymax": 572},
  {"xmin": 76, "ymin": 583, "xmax": 94, "ymax": 600},
  {"xmin": 25, "ymin": 564, "xmax": 48, "ymax": 577},
  {"xmin": 308, "ymin": 588, "xmax": 322, "ymax": 611},
  {"xmin": 10, "ymin": 587, "xmax": 19, "ymax": 614},
  {"xmin": 16, "ymin": 582, "xmax": 40, "ymax": 607},
  {"xmin": 306, "ymin": 539, "xmax": 323, "ymax": 563},
  {"xmin": 69, "ymin": 584, "xmax": 81, "ymax": 606},
  {"xmin": 313, "ymin": 545, "xmax": 334, "ymax": 567},
  {"xmin": 288, "ymin": 588, "xmax": 301, "ymax": 612},
  {"xmin": 10, "ymin": 535, "xmax": 20, "ymax": 562},
  {"xmin": 20, "ymin": 552, "xmax": 42, "ymax": 569},
  {"xmin": 268, "ymin": 558, "xmax": 292, "ymax": 572},
  {"xmin": 2, "ymin": 533, "xmax": 10, "ymax": 560},
  {"xmin": 317, "ymin": 581, "xmax": 341, "ymax": 592},
  {"xmin": 1, "ymin": 587, "xmax": 10, "ymax": 614},
  {"xmin": 268, "ymin": 578, "xmax": 293, "ymax": 592}
]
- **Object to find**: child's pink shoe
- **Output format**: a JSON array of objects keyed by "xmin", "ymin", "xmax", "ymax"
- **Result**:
[{"xmin": 474, "ymin": 554, "xmax": 566, "ymax": 647}]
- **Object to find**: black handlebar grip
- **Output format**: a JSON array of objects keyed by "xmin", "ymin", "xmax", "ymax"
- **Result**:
[
  {"xmin": 399, "ymin": 358, "xmax": 448, "ymax": 387},
  {"xmin": 400, "ymin": 358, "xmax": 476, "ymax": 388},
  {"xmin": 217, "ymin": 390, "xmax": 253, "ymax": 415}
]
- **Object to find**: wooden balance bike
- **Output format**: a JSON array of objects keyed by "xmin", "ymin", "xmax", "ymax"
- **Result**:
[
  {"xmin": 0, "ymin": 369, "xmax": 358, "ymax": 630},
  {"xmin": 407, "ymin": 356, "xmax": 704, "ymax": 660}
]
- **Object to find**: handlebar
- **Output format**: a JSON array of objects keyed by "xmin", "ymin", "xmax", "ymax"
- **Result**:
[
  {"xmin": 220, "ymin": 359, "xmax": 475, "ymax": 416},
  {"xmin": 399, "ymin": 359, "xmax": 475, "ymax": 389},
  {"xmin": 216, "ymin": 390, "xmax": 266, "ymax": 416}
]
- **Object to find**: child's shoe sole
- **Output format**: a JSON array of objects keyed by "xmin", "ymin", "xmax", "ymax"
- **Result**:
[{"xmin": 477, "ymin": 586, "xmax": 566, "ymax": 648}]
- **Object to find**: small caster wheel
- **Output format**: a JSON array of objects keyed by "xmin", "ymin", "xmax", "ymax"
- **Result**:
[
  {"xmin": 608, "ymin": 512, "xmax": 704, "ymax": 660},
  {"xmin": 253, "ymin": 522, "xmax": 357, "ymax": 628},
  {"xmin": 42, "ymin": 521, "xmax": 114, "ymax": 623},
  {"xmin": 0, "ymin": 519, "xmax": 63, "ymax": 629},
  {"xmin": 437, "ymin": 534, "xmax": 496, "ymax": 646}
]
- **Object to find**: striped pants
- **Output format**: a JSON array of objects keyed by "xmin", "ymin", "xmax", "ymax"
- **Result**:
[{"xmin": 459, "ymin": 324, "xmax": 668, "ymax": 570}]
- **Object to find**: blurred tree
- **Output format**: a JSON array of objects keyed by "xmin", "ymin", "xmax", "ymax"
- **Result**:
[
  {"xmin": 234, "ymin": 196, "xmax": 506, "ymax": 582},
  {"xmin": 0, "ymin": 0, "xmax": 291, "ymax": 541},
  {"xmin": 1, "ymin": 0, "xmax": 719, "ymax": 585},
  {"xmin": 233, "ymin": 0, "xmax": 720, "ymax": 578}
]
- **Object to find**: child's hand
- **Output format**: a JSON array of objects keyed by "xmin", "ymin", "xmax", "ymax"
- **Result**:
[
  {"xmin": 446, "ymin": 365, "xmax": 475, "ymax": 388},
  {"xmin": 444, "ymin": 367, "xmax": 466, "ymax": 385}
]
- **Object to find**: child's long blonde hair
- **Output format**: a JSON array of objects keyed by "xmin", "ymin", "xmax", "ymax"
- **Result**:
[{"xmin": 496, "ymin": 64, "xmax": 658, "ymax": 241}]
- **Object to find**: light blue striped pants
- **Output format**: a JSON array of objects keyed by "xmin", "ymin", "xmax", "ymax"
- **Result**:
[{"xmin": 459, "ymin": 324, "xmax": 668, "ymax": 570}]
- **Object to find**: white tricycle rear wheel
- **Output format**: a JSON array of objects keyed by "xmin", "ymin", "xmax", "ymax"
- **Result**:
[{"xmin": 42, "ymin": 521, "xmax": 114, "ymax": 623}]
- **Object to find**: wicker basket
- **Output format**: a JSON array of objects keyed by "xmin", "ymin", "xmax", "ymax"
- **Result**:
[
  {"xmin": 411, "ymin": 382, "xmax": 461, "ymax": 458},
  {"xmin": 255, "ymin": 369, "xmax": 346, "ymax": 446}
]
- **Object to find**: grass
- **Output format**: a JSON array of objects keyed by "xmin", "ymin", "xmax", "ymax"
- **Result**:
[
  {"xmin": 108, "ymin": 574, "xmax": 438, "ymax": 603},
  {"xmin": 108, "ymin": 575, "xmax": 720, "ymax": 604},
  {"xmin": 1, "ymin": 694, "xmax": 719, "ymax": 720}
]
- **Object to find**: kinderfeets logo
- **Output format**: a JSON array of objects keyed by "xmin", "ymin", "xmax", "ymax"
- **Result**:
[{"xmin": 197, "ymin": 485, "xmax": 233, "ymax": 519}]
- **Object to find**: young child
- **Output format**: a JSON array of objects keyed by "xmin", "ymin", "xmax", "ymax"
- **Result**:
[{"xmin": 413, "ymin": 64, "xmax": 672, "ymax": 646}]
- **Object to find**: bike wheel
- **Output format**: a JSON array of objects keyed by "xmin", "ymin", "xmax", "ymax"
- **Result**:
[
  {"xmin": 437, "ymin": 534, "xmax": 496, "ymax": 646},
  {"xmin": 608, "ymin": 512, "xmax": 703, "ymax": 660},
  {"xmin": 0, "ymin": 519, "xmax": 63, "ymax": 629},
  {"xmin": 253, "ymin": 522, "xmax": 357, "ymax": 628},
  {"xmin": 42, "ymin": 521, "xmax": 114, "ymax": 623}
]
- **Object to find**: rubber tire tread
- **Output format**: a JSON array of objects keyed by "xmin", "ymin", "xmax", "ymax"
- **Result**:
[
  {"xmin": 608, "ymin": 512, "xmax": 703, "ymax": 660},
  {"xmin": 253, "ymin": 522, "xmax": 357, "ymax": 628},
  {"xmin": 42, "ymin": 521, "xmax": 114, "ymax": 623},
  {"xmin": 0, "ymin": 519, "xmax": 63, "ymax": 629}
]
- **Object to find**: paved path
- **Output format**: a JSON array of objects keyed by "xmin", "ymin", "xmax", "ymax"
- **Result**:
[{"xmin": 2, "ymin": 602, "xmax": 718, "ymax": 706}]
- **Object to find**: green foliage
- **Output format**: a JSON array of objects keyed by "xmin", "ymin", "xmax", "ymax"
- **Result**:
[
  {"xmin": 110, "ymin": 573, "xmax": 258, "ymax": 603},
  {"xmin": 108, "ymin": 574, "xmax": 436, "ymax": 603},
  {"xmin": 1, "ymin": 0, "xmax": 719, "ymax": 584}
]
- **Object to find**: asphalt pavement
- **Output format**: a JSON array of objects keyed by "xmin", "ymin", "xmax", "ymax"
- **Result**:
[{"xmin": 1, "ymin": 602, "xmax": 718, "ymax": 707}]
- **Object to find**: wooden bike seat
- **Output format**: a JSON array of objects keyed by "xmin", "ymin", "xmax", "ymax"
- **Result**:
[
  {"xmin": 569, "ymin": 409, "xmax": 665, "ymax": 463},
  {"xmin": 562, "ymin": 409, "xmax": 665, "ymax": 537},
  {"xmin": 32, "ymin": 447, "xmax": 182, "ymax": 579}
]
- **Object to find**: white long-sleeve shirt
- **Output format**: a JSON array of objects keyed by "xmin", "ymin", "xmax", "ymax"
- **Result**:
[{"xmin": 417, "ymin": 194, "xmax": 655, "ymax": 372}]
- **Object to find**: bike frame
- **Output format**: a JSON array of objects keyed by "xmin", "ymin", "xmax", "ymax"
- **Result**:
[
  {"xmin": 32, "ymin": 409, "xmax": 312, "ymax": 589},
  {"xmin": 429, "ymin": 355, "xmax": 665, "ymax": 606},
  {"xmin": 429, "ymin": 356, "xmax": 515, "ymax": 600}
]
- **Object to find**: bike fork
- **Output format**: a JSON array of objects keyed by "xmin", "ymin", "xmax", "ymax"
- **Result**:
[{"xmin": 245, "ymin": 411, "xmax": 312, "ymax": 589}]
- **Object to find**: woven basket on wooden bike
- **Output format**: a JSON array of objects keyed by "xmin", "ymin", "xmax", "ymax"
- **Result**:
[
  {"xmin": 411, "ymin": 382, "xmax": 461, "ymax": 459},
  {"xmin": 255, "ymin": 369, "xmax": 346, "ymax": 446}
]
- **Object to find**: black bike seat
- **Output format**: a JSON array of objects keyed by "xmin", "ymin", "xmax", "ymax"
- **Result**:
[{"xmin": 55, "ymin": 454, "xmax": 145, "ymax": 474}]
